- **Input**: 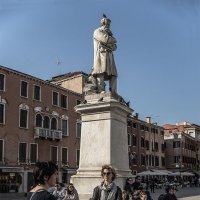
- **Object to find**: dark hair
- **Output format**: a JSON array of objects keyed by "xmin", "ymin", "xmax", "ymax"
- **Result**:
[
  {"xmin": 67, "ymin": 183, "xmax": 75, "ymax": 195},
  {"xmin": 101, "ymin": 165, "xmax": 116, "ymax": 181},
  {"xmin": 135, "ymin": 176, "xmax": 140, "ymax": 180},
  {"xmin": 33, "ymin": 161, "xmax": 58, "ymax": 185}
]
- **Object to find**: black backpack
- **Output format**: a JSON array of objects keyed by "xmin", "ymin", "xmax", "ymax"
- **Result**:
[{"xmin": 158, "ymin": 194, "xmax": 165, "ymax": 200}]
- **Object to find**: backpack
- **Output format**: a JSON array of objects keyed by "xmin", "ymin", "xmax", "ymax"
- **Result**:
[{"xmin": 158, "ymin": 194, "xmax": 165, "ymax": 200}]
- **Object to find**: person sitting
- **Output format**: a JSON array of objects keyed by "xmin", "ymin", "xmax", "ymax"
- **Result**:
[
  {"xmin": 27, "ymin": 161, "xmax": 58, "ymax": 200},
  {"xmin": 53, "ymin": 182, "xmax": 66, "ymax": 200},
  {"xmin": 124, "ymin": 177, "xmax": 134, "ymax": 200},
  {"xmin": 63, "ymin": 183, "xmax": 79, "ymax": 200}
]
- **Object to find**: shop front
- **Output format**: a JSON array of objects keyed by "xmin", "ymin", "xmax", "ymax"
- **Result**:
[{"xmin": 0, "ymin": 167, "xmax": 23, "ymax": 193}]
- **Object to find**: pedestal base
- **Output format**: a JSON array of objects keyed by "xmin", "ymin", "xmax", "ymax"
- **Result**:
[
  {"xmin": 72, "ymin": 93, "xmax": 133, "ymax": 200},
  {"xmin": 71, "ymin": 169, "xmax": 131, "ymax": 200}
]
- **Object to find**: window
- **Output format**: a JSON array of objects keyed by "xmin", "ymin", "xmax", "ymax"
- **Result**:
[
  {"xmin": 161, "ymin": 157, "xmax": 165, "ymax": 166},
  {"xmin": 62, "ymin": 147, "xmax": 68, "ymax": 165},
  {"xmin": 76, "ymin": 149, "xmax": 80, "ymax": 166},
  {"xmin": 152, "ymin": 155, "xmax": 154, "ymax": 166},
  {"xmin": 43, "ymin": 116, "xmax": 50, "ymax": 129},
  {"xmin": 128, "ymin": 133, "xmax": 131, "ymax": 146},
  {"xmin": 149, "ymin": 155, "xmax": 152, "ymax": 166},
  {"xmin": 60, "ymin": 94, "xmax": 68, "ymax": 109},
  {"xmin": 20, "ymin": 109, "xmax": 28, "ymax": 128},
  {"xmin": 51, "ymin": 146, "xmax": 58, "ymax": 164},
  {"xmin": 76, "ymin": 121, "xmax": 81, "ymax": 138},
  {"xmin": 173, "ymin": 141, "xmax": 181, "ymax": 148},
  {"xmin": 19, "ymin": 143, "xmax": 27, "ymax": 163},
  {"xmin": 76, "ymin": 100, "xmax": 81, "ymax": 105},
  {"xmin": 36, "ymin": 114, "xmax": 42, "ymax": 127},
  {"xmin": 0, "ymin": 140, "xmax": 4, "ymax": 162},
  {"xmin": 145, "ymin": 140, "xmax": 149, "ymax": 150},
  {"xmin": 174, "ymin": 156, "xmax": 181, "ymax": 164},
  {"xmin": 140, "ymin": 125, "xmax": 145, "ymax": 131},
  {"xmin": 155, "ymin": 142, "xmax": 158, "ymax": 152},
  {"xmin": 0, "ymin": 103, "xmax": 5, "ymax": 124},
  {"xmin": 51, "ymin": 118, "xmax": 57, "ymax": 130},
  {"xmin": 132, "ymin": 122, "xmax": 137, "ymax": 128},
  {"xmin": 132, "ymin": 135, "xmax": 137, "ymax": 146},
  {"xmin": 0, "ymin": 74, "xmax": 5, "ymax": 91},
  {"xmin": 161, "ymin": 143, "xmax": 165, "ymax": 153},
  {"xmin": 34, "ymin": 85, "xmax": 41, "ymax": 101},
  {"xmin": 141, "ymin": 137, "xmax": 145, "ymax": 148},
  {"xmin": 155, "ymin": 156, "xmax": 159, "ymax": 166},
  {"xmin": 141, "ymin": 154, "xmax": 145, "ymax": 165},
  {"xmin": 30, "ymin": 144, "xmax": 38, "ymax": 163},
  {"xmin": 62, "ymin": 119, "xmax": 68, "ymax": 136},
  {"xmin": 129, "ymin": 152, "xmax": 136, "ymax": 165},
  {"xmin": 146, "ymin": 155, "xmax": 148, "ymax": 166},
  {"xmin": 151, "ymin": 140, "xmax": 154, "ymax": 151},
  {"xmin": 20, "ymin": 81, "xmax": 28, "ymax": 97},
  {"xmin": 127, "ymin": 120, "xmax": 132, "ymax": 126},
  {"xmin": 52, "ymin": 91, "xmax": 59, "ymax": 106}
]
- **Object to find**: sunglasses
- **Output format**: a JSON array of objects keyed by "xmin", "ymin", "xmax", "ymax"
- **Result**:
[{"xmin": 103, "ymin": 172, "xmax": 111, "ymax": 176}]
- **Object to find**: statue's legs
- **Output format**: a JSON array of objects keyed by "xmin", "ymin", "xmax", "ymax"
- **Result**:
[
  {"xmin": 109, "ymin": 76, "xmax": 117, "ymax": 94},
  {"xmin": 97, "ymin": 74, "xmax": 105, "ymax": 93}
]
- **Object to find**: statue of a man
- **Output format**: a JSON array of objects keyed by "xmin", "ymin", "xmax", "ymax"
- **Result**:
[{"xmin": 92, "ymin": 14, "xmax": 117, "ymax": 94}]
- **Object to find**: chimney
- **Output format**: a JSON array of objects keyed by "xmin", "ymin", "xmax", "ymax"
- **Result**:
[
  {"xmin": 135, "ymin": 113, "xmax": 139, "ymax": 119},
  {"xmin": 146, "ymin": 116, "xmax": 151, "ymax": 124}
]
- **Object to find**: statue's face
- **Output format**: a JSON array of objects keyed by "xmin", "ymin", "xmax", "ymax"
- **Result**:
[{"xmin": 104, "ymin": 19, "xmax": 110, "ymax": 28}]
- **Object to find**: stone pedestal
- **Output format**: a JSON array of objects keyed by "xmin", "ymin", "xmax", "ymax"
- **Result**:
[{"xmin": 71, "ymin": 93, "xmax": 133, "ymax": 200}]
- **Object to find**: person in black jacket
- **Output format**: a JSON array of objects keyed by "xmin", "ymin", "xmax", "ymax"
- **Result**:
[
  {"xmin": 123, "ymin": 177, "xmax": 134, "ymax": 200},
  {"xmin": 91, "ymin": 165, "xmax": 122, "ymax": 200},
  {"xmin": 27, "ymin": 161, "xmax": 58, "ymax": 200}
]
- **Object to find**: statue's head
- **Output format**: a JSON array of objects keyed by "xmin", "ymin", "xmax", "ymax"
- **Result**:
[{"xmin": 101, "ymin": 14, "xmax": 111, "ymax": 28}]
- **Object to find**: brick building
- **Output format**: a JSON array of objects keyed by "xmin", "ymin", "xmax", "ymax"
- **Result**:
[
  {"xmin": 0, "ymin": 66, "xmax": 83, "ymax": 193},
  {"xmin": 163, "ymin": 122, "xmax": 200, "ymax": 174},
  {"xmin": 127, "ymin": 115, "xmax": 165, "ymax": 174}
]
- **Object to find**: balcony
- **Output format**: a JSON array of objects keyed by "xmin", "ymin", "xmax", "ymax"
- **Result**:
[{"xmin": 34, "ymin": 127, "xmax": 62, "ymax": 140}]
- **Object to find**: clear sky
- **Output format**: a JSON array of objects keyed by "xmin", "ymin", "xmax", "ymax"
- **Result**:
[{"xmin": 1, "ymin": 0, "xmax": 200, "ymax": 126}]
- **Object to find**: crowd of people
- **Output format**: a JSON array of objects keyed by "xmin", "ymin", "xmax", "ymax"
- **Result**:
[{"xmin": 28, "ymin": 161, "xmax": 200, "ymax": 200}]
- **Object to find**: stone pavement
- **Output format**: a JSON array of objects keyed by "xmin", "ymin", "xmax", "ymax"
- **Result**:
[{"xmin": 0, "ymin": 187, "xmax": 200, "ymax": 200}]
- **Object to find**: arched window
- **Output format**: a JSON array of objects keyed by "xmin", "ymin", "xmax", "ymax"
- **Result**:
[
  {"xmin": 36, "ymin": 114, "xmax": 42, "ymax": 127},
  {"xmin": 43, "ymin": 116, "xmax": 50, "ymax": 129},
  {"xmin": 51, "ymin": 118, "xmax": 57, "ymax": 130}
]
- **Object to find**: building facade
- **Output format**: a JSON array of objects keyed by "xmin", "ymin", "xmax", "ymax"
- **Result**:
[
  {"xmin": 0, "ymin": 66, "xmax": 83, "ymax": 193},
  {"xmin": 127, "ymin": 115, "xmax": 165, "ymax": 174},
  {"xmin": 163, "ymin": 122, "xmax": 200, "ymax": 174}
]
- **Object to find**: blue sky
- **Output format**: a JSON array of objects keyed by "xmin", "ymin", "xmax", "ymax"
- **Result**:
[{"xmin": 0, "ymin": 0, "xmax": 200, "ymax": 125}]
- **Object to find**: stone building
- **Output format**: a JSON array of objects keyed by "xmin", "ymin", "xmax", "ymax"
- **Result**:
[
  {"xmin": 127, "ymin": 115, "xmax": 165, "ymax": 174},
  {"xmin": 163, "ymin": 122, "xmax": 200, "ymax": 174},
  {"xmin": 0, "ymin": 66, "xmax": 83, "ymax": 193}
]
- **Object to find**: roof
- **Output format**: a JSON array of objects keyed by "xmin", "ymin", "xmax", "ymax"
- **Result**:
[
  {"xmin": 50, "ymin": 71, "xmax": 88, "ymax": 81},
  {"xmin": 0, "ymin": 65, "xmax": 83, "ymax": 97}
]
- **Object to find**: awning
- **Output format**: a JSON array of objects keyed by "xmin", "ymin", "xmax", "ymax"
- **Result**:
[
  {"xmin": 138, "ymin": 169, "xmax": 173, "ymax": 176},
  {"xmin": 137, "ymin": 170, "xmax": 167, "ymax": 176},
  {"xmin": 168, "ymin": 171, "xmax": 194, "ymax": 176},
  {"xmin": 152, "ymin": 169, "xmax": 172, "ymax": 175}
]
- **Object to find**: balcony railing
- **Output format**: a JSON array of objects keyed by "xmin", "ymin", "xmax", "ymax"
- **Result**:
[{"xmin": 34, "ymin": 127, "xmax": 62, "ymax": 140}]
